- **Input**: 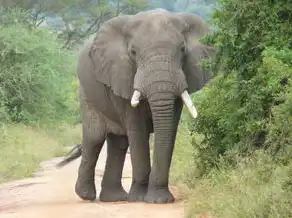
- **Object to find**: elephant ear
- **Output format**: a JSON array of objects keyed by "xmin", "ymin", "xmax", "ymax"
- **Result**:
[
  {"xmin": 176, "ymin": 13, "xmax": 215, "ymax": 94},
  {"xmin": 89, "ymin": 15, "xmax": 135, "ymax": 100}
]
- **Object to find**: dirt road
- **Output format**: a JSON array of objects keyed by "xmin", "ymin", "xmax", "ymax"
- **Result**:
[{"xmin": 0, "ymin": 145, "xmax": 185, "ymax": 218}]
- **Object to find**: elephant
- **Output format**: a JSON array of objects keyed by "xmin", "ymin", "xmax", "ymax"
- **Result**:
[{"xmin": 60, "ymin": 8, "xmax": 214, "ymax": 204}]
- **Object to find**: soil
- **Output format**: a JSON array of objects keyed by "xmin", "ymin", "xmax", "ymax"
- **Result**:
[{"xmin": 0, "ymin": 145, "xmax": 185, "ymax": 218}]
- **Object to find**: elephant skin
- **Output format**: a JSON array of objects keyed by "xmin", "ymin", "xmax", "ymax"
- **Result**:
[{"xmin": 65, "ymin": 9, "xmax": 214, "ymax": 204}]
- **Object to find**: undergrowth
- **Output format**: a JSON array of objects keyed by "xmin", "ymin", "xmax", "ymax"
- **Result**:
[
  {"xmin": 185, "ymin": 151, "xmax": 292, "ymax": 218},
  {"xmin": 0, "ymin": 8, "xmax": 81, "ymax": 183},
  {"xmin": 172, "ymin": 0, "xmax": 292, "ymax": 217},
  {"xmin": 0, "ymin": 124, "xmax": 81, "ymax": 183}
]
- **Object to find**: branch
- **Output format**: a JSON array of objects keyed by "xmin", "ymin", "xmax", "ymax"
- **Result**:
[
  {"xmin": 84, "ymin": 15, "xmax": 102, "ymax": 35},
  {"xmin": 82, "ymin": 11, "xmax": 112, "ymax": 38}
]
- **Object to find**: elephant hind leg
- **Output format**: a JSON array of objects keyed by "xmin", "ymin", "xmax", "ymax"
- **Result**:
[
  {"xmin": 75, "ymin": 100, "xmax": 106, "ymax": 201},
  {"xmin": 75, "ymin": 131, "xmax": 105, "ymax": 201},
  {"xmin": 99, "ymin": 134, "xmax": 129, "ymax": 202}
]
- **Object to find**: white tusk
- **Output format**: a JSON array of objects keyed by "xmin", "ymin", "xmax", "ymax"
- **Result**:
[
  {"xmin": 131, "ymin": 90, "xmax": 141, "ymax": 107},
  {"xmin": 181, "ymin": 90, "xmax": 198, "ymax": 119}
]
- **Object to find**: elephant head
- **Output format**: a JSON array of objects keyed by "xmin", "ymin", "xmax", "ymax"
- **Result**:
[
  {"xmin": 90, "ymin": 9, "xmax": 213, "ymax": 115},
  {"xmin": 89, "ymin": 9, "xmax": 214, "ymax": 192}
]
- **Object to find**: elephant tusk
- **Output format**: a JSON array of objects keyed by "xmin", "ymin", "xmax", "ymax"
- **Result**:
[
  {"xmin": 181, "ymin": 90, "xmax": 198, "ymax": 119},
  {"xmin": 131, "ymin": 90, "xmax": 141, "ymax": 107}
]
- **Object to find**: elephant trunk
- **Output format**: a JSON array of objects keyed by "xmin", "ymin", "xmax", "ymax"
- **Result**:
[{"xmin": 148, "ymin": 92, "xmax": 177, "ymax": 187}]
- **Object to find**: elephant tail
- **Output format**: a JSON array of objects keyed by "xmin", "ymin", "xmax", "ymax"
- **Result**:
[{"xmin": 56, "ymin": 144, "xmax": 82, "ymax": 168}]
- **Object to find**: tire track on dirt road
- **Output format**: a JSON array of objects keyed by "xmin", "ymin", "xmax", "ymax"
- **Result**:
[{"xmin": 0, "ymin": 144, "xmax": 185, "ymax": 218}]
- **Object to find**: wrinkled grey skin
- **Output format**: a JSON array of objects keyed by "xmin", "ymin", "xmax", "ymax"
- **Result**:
[{"xmin": 69, "ymin": 9, "xmax": 214, "ymax": 204}]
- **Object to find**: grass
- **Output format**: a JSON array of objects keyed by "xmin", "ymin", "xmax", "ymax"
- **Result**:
[
  {"xmin": 171, "ymin": 122, "xmax": 195, "ymax": 187},
  {"xmin": 171, "ymin": 109, "xmax": 205, "ymax": 189},
  {"xmin": 0, "ymin": 123, "xmax": 81, "ymax": 183},
  {"xmin": 185, "ymin": 152, "xmax": 292, "ymax": 218},
  {"xmin": 171, "ymin": 114, "xmax": 292, "ymax": 218}
]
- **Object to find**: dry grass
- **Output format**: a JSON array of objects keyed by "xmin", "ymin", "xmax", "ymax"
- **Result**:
[
  {"xmin": 185, "ymin": 152, "xmax": 292, "ymax": 218},
  {"xmin": 0, "ymin": 123, "xmax": 81, "ymax": 183}
]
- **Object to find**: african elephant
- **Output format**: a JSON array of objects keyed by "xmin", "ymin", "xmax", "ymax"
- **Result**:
[{"xmin": 70, "ymin": 9, "xmax": 214, "ymax": 204}]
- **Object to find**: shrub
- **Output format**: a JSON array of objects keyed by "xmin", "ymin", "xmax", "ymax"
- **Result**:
[
  {"xmin": 186, "ymin": 0, "xmax": 292, "ymax": 177},
  {"xmin": 186, "ymin": 151, "xmax": 292, "ymax": 218},
  {"xmin": 0, "ymin": 8, "xmax": 78, "ymax": 125}
]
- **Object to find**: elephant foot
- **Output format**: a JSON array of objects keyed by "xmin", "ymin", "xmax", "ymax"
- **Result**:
[
  {"xmin": 75, "ymin": 177, "xmax": 96, "ymax": 201},
  {"xmin": 128, "ymin": 183, "xmax": 148, "ymax": 202},
  {"xmin": 144, "ymin": 188, "xmax": 175, "ymax": 204},
  {"xmin": 99, "ymin": 187, "xmax": 128, "ymax": 202}
]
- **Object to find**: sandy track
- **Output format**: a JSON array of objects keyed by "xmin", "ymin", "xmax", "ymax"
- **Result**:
[{"xmin": 0, "ymin": 145, "xmax": 185, "ymax": 218}]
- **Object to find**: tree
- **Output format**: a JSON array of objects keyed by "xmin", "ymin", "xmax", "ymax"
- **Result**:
[
  {"xmin": 0, "ymin": 0, "xmax": 149, "ymax": 48},
  {"xmin": 188, "ymin": 0, "xmax": 292, "ymax": 176},
  {"xmin": 55, "ymin": 0, "xmax": 148, "ymax": 48},
  {"xmin": 0, "ymin": 8, "xmax": 77, "ymax": 124}
]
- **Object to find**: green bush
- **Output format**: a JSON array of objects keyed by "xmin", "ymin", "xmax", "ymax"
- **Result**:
[
  {"xmin": 0, "ymin": 8, "xmax": 78, "ymax": 125},
  {"xmin": 186, "ymin": 151, "xmax": 292, "ymax": 218},
  {"xmin": 186, "ymin": 0, "xmax": 292, "ymax": 177}
]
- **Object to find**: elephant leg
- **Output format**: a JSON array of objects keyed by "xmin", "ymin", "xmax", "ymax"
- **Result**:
[
  {"xmin": 99, "ymin": 134, "xmax": 128, "ymax": 202},
  {"xmin": 75, "ymin": 131, "xmax": 105, "ymax": 201},
  {"xmin": 127, "ymin": 131, "xmax": 151, "ymax": 202},
  {"xmin": 75, "ymin": 99, "xmax": 106, "ymax": 201}
]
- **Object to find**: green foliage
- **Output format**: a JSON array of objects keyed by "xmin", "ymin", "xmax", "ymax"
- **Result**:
[
  {"xmin": 186, "ymin": 0, "xmax": 292, "ymax": 177},
  {"xmin": 1, "ymin": 0, "xmax": 149, "ymax": 48},
  {"xmin": 0, "ymin": 7, "xmax": 29, "ymax": 25},
  {"xmin": 2, "ymin": 0, "xmax": 215, "ymax": 47},
  {"xmin": 185, "ymin": 151, "xmax": 292, "ymax": 218},
  {"xmin": 0, "ymin": 123, "xmax": 81, "ymax": 182},
  {"xmin": 52, "ymin": 0, "xmax": 149, "ymax": 47},
  {"xmin": 0, "ymin": 8, "xmax": 78, "ymax": 125},
  {"xmin": 171, "ymin": 120, "xmax": 197, "ymax": 187},
  {"xmin": 121, "ymin": 0, "xmax": 149, "ymax": 14}
]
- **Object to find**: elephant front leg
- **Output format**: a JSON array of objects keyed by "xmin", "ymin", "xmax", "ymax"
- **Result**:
[
  {"xmin": 99, "ymin": 134, "xmax": 128, "ymax": 202},
  {"xmin": 127, "ymin": 130, "xmax": 151, "ymax": 202}
]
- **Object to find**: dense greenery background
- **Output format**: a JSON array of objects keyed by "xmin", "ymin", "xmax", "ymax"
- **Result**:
[
  {"xmin": 172, "ymin": 0, "xmax": 292, "ymax": 217},
  {"xmin": 188, "ymin": 0, "xmax": 292, "ymax": 177},
  {"xmin": 0, "ymin": 0, "xmax": 291, "ymax": 217}
]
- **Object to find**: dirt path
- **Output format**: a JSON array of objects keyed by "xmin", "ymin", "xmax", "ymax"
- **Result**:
[{"xmin": 0, "ymin": 145, "xmax": 185, "ymax": 218}]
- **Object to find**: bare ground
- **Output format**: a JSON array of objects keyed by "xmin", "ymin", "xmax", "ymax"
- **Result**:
[{"xmin": 0, "ymin": 145, "xmax": 185, "ymax": 218}]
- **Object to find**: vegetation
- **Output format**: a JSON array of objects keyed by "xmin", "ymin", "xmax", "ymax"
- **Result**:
[
  {"xmin": 0, "ymin": 0, "xmax": 150, "ymax": 48},
  {"xmin": 0, "ymin": 0, "xmax": 215, "ymax": 48},
  {"xmin": 0, "ymin": 0, "xmax": 291, "ymax": 217},
  {"xmin": 0, "ymin": 8, "xmax": 78, "ymax": 125},
  {"xmin": 0, "ymin": 7, "xmax": 81, "ymax": 182},
  {"xmin": 171, "ymin": 0, "xmax": 292, "ymax": 217},
  {"xmin": 0, "ymin": 123, "xmax": 81, "ymax": 182}
]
